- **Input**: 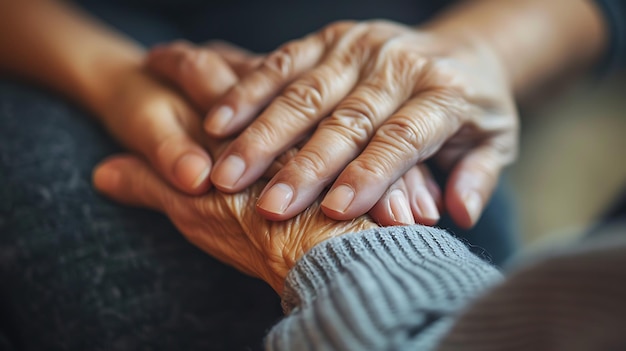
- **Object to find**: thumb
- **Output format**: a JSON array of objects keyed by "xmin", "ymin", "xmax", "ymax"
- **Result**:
[
  {"xmin": 93, "ymin": 154, "xmax": 176, "ymax": 212},
  {"xmin": 445, "ymin": 142, "xmax": 513, "ymax": 229}
]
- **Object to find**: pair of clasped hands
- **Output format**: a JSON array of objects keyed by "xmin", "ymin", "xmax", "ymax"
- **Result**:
[{"xmin": 93, "ymin": 21, "xmax": 518, "ymax": 292}]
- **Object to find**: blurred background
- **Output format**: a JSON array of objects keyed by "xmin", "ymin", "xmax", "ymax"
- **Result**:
[{"xmin": 510, "ymin": 72, "xmax": 626, "ymax": 246}]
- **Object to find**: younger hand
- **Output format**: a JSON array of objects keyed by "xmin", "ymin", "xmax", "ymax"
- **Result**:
[{"xmin": 94, "ymin": 41, "xmax": 254, "ymax": 194}]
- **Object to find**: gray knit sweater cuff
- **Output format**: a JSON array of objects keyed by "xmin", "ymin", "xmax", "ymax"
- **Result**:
[{"xmin": 266, "ymin": 225, "xmax": 503, "ymax": 351}]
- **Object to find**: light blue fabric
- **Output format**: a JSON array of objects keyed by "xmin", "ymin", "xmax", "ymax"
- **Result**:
[{"xmin": 267, "ymin": 225, "xmax": 503, "ymax": 350}]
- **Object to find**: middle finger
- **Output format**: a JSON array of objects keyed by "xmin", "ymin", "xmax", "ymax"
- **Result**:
[{"xmin": 254, "ymin": 57, "xmax": 420, "ymax": 218}]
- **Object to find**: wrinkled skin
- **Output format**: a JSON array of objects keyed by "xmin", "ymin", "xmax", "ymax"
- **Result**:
[
  {"xmin": 204, "ymin": 20, "xmax": 519, "ymax": 229},
  {"xmin": 145, "ymin": 41, "xmax": 444, "ymax": 227},
  {"xmin": 93, "ymin": 154, "xmax": 377, "ymax": 293}
]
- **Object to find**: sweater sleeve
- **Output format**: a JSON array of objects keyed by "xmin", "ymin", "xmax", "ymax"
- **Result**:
[
  {"xmin": 265, "ymin": 225, "xmax": 502, "ymax": 351},
  {"xmin": 594, "ymin": 0, "xmax": 626, "ymax": 71},
  {"xmin": 438, "ymin": 232, "xmax": 626, "ymax": 351}
]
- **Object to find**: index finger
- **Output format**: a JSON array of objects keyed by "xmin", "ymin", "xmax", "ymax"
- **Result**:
[{"xmin": 203, "ymin": 31, "xmax": 328, "ymax": 137}]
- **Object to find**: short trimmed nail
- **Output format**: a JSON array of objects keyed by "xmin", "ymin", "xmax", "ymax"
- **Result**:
[
  {"xmin": 416, "ymin": 190, "xmax": 440, "ymax": 222},
  {"xmin": 463, "ymin": 191, "xmax": 483, "ymax": 225},
  {"xmin": 174, "ymin": 154, "xmax": 211, "ymax": 190},
  {"xmin": 206, "ymin": 106, "xmax": 233, "ymax": 133},
  {"xmin": 321, "ymin": 185, "xmax": 355, "ymax": 214},
  {"xmin": 257, "ymin": 183, "xmax": 294, "ymax": 215},
  {"xmin": 212, "ymin": 155, "xmax": 246, "ymax": 189},
  {"xmin": 389, "ymin": 189, "xmax": 415, "ymax": 225},
  {"xmin": 93, "ymin": 166, "xmax": 121, "ymax": 193}
]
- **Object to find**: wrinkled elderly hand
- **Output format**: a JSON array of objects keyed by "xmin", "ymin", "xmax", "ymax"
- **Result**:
[
  {"xmin": 93, "ymin": 154, "xmax": 377, "ymax": 293},
  {"xmin": 145, "ymin": 41, "xmax": 443, "ymax": 227},
  {"xmin": 203, "ymin": 20, "xmax": 518, "ymax": 228}
]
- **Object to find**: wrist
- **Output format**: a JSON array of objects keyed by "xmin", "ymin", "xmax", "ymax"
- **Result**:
[
  {"xmin": 422, "ymin": 15, "xmax": 515, "ymax": 93},
  {"xmin": 261, "ymin": 208, "xmax": 378, "ymax": 294},
  {"xmin": 423, "ymin": 0, "xmax": 607, "ymax": 100},
  {"xmin": 77, "ymin": 46, "xmax": 146, "ymax": 119}
]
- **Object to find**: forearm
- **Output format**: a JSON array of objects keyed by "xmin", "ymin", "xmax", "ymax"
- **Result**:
[
  {"xmin": 426, "ymin": 0, "xmax": 607, "ymax": 100},
  {"xmin": 0, "ymin": 0, "xmax": 144, "ymax": 115}
]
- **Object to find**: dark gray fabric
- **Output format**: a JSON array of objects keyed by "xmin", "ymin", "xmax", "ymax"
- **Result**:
[
  {"xmin": 439, "ymin": 232, "xmax": 626, "ymax": 350},
  {"xmin": 0, "ymin": 82, "xmax": 282, "ymax": 351}
]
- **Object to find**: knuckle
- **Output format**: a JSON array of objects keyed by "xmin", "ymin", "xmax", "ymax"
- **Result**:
[
  {"xmin": 278, "ymin": 77, "xmax": 325, "ymax": 119},
  {"xmin": 321, "ymin": 111, "xmax": 374, "ymax": 149},
  {"xmin": 349, "ymin": 152, "xmax": 396, "ymax": 184},
  {"xmin": 287, "ymin": 149, "xmax": 334, "ymax": 182},
  {"xmin": 395, "ymin": 51, "xmax": 429, "ymax": 80},
  {"xmin": 329, "ymin": 25, "xmax": 372, "ymax": 66},
  {"xmin": 430, "ymin": 88, "xmax": 469, "ymax": 112},
  {"xmin": 375, "ymin": 49, "xmax": 428, "ymax": 89},
  {"xmin": 337, "ymin": 93, "xmax": 380, "ymax": 128},
  {"xmin": 262, "ymin": 44, "xmax": 298, "ymax": 79},
  {"xmin": 377, "ymin": 115, "xmax": 431, "ymax": 155},
  {"xmin": 237, "ymin": 120, "xmax": 282, "ymax": 158}
]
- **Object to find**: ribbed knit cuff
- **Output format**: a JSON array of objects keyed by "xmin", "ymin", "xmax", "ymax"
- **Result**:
[{"xmin": 266, "ymin": 225, "xmax": 502, "ymax": 351}]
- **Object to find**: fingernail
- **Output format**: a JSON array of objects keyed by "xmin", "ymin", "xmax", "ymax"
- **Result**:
[
  {"xmin": 321, "ymin": 185, "xmax": 355, "ymax": 214},
  {"xmin": 93, "ymin": 166, "xmax": 121, "ymax": 193},
  {"xmin": 257, "ymin": 183, "xmax": 294, "ymax": 215},
  {"xmin": 463, "ymin": 191, "xmax": 483, "ymax": 225},
  {"xmin": 416, "ymin": 190, "xmax": 440, "ymax": 222},
  {"xmin": 174, "ymin": 154, "xmax": 211, "ymax": 190},
  {"xmin": 212, "ymin": 155, "xmax": 246, "ymax": 190},
  {"xmin": 206, "ymin": 105, "xmax": 233, "ymax": 133},
  {"xmin": 389, "ymin": 189, "xmax": 415, "ymax": 225}
]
